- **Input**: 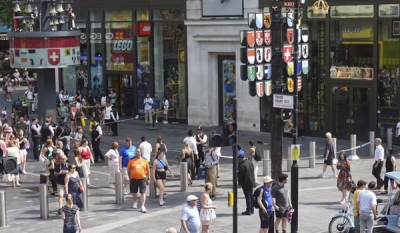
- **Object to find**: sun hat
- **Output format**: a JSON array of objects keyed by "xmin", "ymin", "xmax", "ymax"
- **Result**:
[
  {"xmin": 263, "ymin": 176, "xmax": 273, "ymax": 183},
  {"xmin": 186, "ymin": 195, "xmax": 198, "ymax": 202}
]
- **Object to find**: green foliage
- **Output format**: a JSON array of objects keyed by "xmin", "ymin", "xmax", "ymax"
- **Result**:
[{"xmin": 0, "ymin": 0, "xmax": 14, "ymax": 27}]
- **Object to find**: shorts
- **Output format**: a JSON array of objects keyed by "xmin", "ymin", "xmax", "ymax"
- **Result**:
[
  {"xmin": 155, "ymin": 170, "xmax": 167, "ymax": 180},
  {"xmin": 275, "ymin": 207, "xmax": 289, "ymax": 218},
  {"xmin": 354, "ymin": 216, "xmax": 360, "ymax": 230},
  {"xmin": 57, "ymin": 184, "xmax": 65, "ymax": 197},
  {"xmin": 324, "ymin": 157, "xmax": 333, "ymax": 166},
  {"xmin": 130, "ymin": 178, "xmax": 147, "ymax": 194},
  {"xmin": 259, "ymin": 210, "xmax": 271, "ymax": 229},
  {"xmin": 11, "ymin": 164, "xmax": 22, "ymax": 175},
  {"xmin": 20, "ymin": 149, "xmax": 27, "ymax": 156},
  {"xmin": 122, "ymin": 168, "xmax": 129, "ymax": 181}
]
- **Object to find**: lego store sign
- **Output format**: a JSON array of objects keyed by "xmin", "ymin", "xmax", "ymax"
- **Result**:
[
  {"xmin": 112, "ymin": 32, "xmax": 133, "ymax": 53},
  {"xmin": 139, "ymin": 22, "xmax": 151, "ymax": 36}
]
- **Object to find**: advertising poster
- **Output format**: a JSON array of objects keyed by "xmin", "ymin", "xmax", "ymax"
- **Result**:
[
  {"xmin": 137, "ymin": 64, "xmax": 151, "ymax": 115},
  {"xmin": 222, "ymin": 60, "xmax": 236, "ymax": 120},
  {"xmin": 91, "ymin": 63, "xmax": 103, "ymax": 93}
]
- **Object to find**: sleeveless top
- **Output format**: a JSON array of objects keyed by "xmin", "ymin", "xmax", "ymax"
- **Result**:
[
  {"xmin": 156, "ymin": 157, "xmax": 167, "ymax": 170},
  {"xmin": 386, "ymin": 154, "xmax": 394, "ymax": 171},
  {"xmin": 185, "ymin": 152, "xmax": 191, "ymax": 159},
  {"xmin": 81, "ymin": 146, "xmax": 91, "ymax": 160},
  {"xmin": 19, "ymin": 137, "xmax": 26, "ymax": 150},
  {"xmin": 200, "ymin": 196, "xmax": 216, "ymax": 221},
  {"xmin": 46, "ymin": 146, "xmax": 55, "ymax": 160}
]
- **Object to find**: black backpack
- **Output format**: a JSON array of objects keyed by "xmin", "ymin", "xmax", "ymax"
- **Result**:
[
  {"xmin": 253, "ymin": 147, "xmax": 262, "ymax": 161},
  {"xmin": 253, "ymin": 187, "xmax": 264, "ymax": 209}
]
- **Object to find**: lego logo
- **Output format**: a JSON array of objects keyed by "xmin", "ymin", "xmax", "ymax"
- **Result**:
[
  {"xmin": 143, "ymin": 26, "xmax": 151, "ymax": 32},
  {"xmin": 112, "ymin": 40, "xmax": 133, "ymax": 52}
]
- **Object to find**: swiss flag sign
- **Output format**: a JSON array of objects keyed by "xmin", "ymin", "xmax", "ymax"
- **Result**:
[{"xmin": 48, "ymin": 49, "xmax": 61, "ymax": 66}]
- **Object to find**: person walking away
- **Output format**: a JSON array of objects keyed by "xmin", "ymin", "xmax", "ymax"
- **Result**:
[
  {"xmin": 184, "ymin": 130, "xmax": 198, "ymax": 179},
  {"xmin": 55, "ymin": 155, "xmax": 68, "ymax": 215},
  {"xmin": 357, "ymin": 181, "xmax": 378, "ymax": 233},
  {"xmin": 139, "ymin": 136, "xmax": 152, "ymax": 163},
  {"xmin": 372, "ymin": 138, "xmax": 385, "ymax": 190},
  {"xmin": 153, "ymin": 93, "xmax": 161, "ymax": 123},
  {"xmin": 203, "ymin": 145, "xmax": 219, "ymax": 200},
  {"xmin": 143, "ymin": 93, "xmax": 153, "ymax": 126},
  {"xmin": 238, "ymin": 152, "xmax": 255, "ymax": 215},
  {"xmin": 154, "ymin": 136, "xmax": 167, "ymax": 159},
  {"xmin": 78, "ymin": 139, "xmax": 94, "ymax": 186},
  {"xmin": 246, "ymin": 140, "xmax": 259, "ymax": 186},
  {"xmin": 162, "ymin": 97, "xmax": 169, "ymax": 124},
  {"xmin": 384, "ymin": 148, "xmax": 396, "ymax": 194},
  {"xmin": 61, "ymin": 194, "xmax": 82, "ymax": 233},
  {"xmin": 7, "ymin": 141, "xmax": 22, "ymax": 187},
  {"xmin": 64, "ymin": 164, "xmax": 84, "ymax": 210},
  {"xmin": 103, "ymin": 102, "xmax": 112, "ymax": 135},
  {"xmin": 319, "ymin": 132, "xmax": 337, "ymax": 178},
  {"xmin": 200, "ymin": 183, "xmax": 217, "ymax": 233},
  {"xmin": 257, "ymin": 176, "xmax": 274, "ymax": 233},
  {"xmin": 179, "ymin": 141, "xmax": 194, "ymax": 185},
  {"xmin": 196, "ymin": 126, "xmax": 207, "ymax": 175},
  {"xmin": 110, "ymin": 103, "xmax": 119, "ymax": 136},
  {"xmin": 337, "ymin": 152, "xmax": 352, "ymax": 204},
  {"xmin": 180, "ymin": 195, "xmax": 201, "ymax": 233},
  {"xmin": 105, "ymin": 142, "xmax": 119, "ymax": 187},
  {"xmin": 353, "ymin": 180, "xmax": 367, "ymax": 233},
  {"xmin": 271, "ymin": 173, "xmax": 291, "ymax": 233},
  {"xmin": 127, "ymin": 148, "xmax": 150, "ymax": 213},
  {"xmin": 119, "ymin": 138, "xmax": 136, "ymax": 195},
  {"xmin": 91, "ymin": 118, "xmax": 104, "ymax": 163},
  {"xmin": 152, "ymin": 150, "xmax": 174, "ymax": 206}
]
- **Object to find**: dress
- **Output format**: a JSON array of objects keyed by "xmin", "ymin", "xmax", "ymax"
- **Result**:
[
  {"xmin": 199, "ymin": 196, "xmax": 216, "ymax": 225},
  {"xmin": 337, "ymin": 161, "xmax": 352, "ymax": 190},
  {"xmin": 68, "ymin": 175, "xmax": 83, "ymax": 208}
]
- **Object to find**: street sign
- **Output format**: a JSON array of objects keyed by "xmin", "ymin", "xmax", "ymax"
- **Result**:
[
  {"xmin": 291, "ymin": 144, "xmax": 300, "ymax": 160},
  {"xmin": 273, "ymin": 94, "xmax": 294, "ymax": 109}
]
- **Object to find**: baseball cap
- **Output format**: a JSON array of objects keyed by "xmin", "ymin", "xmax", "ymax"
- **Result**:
[
  {"xmin": 263, "ymin": 176, "xmax": 273, "ymax": 183},
  {"xmin": 186, "ymin": 195, "xmax": 198, "ymax": 202},
  {"xmin": 197, "ymin": 125, "xmax": 202, "ymax": 130},
  {"xmin": 237, "ymin": 151, "xmax": 245, "ymax": 158}
]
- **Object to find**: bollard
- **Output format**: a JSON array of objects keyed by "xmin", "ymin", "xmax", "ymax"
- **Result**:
[
  {"xmin": 115, "ymin": 172, "xmax": 124, "ymax": 204},
  {"xmin": 309, "ymin": 142, "xmax": 316, "ymax": 168},
  {"xmin": 332, "ymin": 138, "xmax": 338, "ymax": 164},
  {"xmin": 180, "ymin": 162, "xmax": 188, "ymax": 192},
  {"xmin": 287, "ymin": 146, "xmax": 292, "ymax": 172},
  {"xmin": 370, "ymin": 131, "xmax": 375, "ymax": 157},
  {"xmin": 388, "ymin": 128, "xmax": 393, "ymax": 149},
  {"xmin": 348, "ymin": 134, "xmax": 360, "ymax": 160},
  {"xmin": 39, "ymin": 184, "xmax": 49, "ymax": 219},
  {"xmin": 0, "ymin": 191, "xmax": 6, "ymax": 227},
  {"xmin": 149, "ymin": 167, "xmax": 157, "ymax": 198},
  {"xmin": 81, "ymin": 178, "xmax": 88, "ymax": 211},
  {"xmin": 263, "ymin": 150, "xmax": 270, "ymax": 176}
]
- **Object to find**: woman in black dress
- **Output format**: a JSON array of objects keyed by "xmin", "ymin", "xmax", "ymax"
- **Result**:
[
  {"xmin": 64, "ymin": 164, "xmax": 83, "ymax": 209},
  {"xmin": 384, "ymin": 148, "xmax": 397, "ymax": 194}
]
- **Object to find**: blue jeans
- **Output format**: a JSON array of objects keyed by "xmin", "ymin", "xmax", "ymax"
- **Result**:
[
  {"xmin": 242, "ymin": 186, "xmax": 254, "ymax": 212},
  {"xmin": 63, "ymin": 225, "xmax": 78, "ymax": 233}
]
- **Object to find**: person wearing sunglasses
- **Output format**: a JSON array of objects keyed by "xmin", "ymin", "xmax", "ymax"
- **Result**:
[{"xmin": 64, "ymin": 164, "xmax": 83, "ymax": 210}]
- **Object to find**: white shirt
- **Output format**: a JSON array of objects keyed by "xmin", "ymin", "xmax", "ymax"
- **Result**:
[
  {"xmin": 144, "ymin": 98, "xmax": 153, "ymax": 111},
  {"xmin": 96, "ymin": 125, "xmax": 103, "ymax": 135},
  {"xmin": 374, "ymin": 144, "xmax": 384, "ymax": 162},
  {"xmin": 101, "ymin": 96, "xmax": 107, "ymax": 106},
  {"xmin": 104, "ymin": 106, "xmax": 111, "ymax": 119},
  {"xmin": 357, "ymin": 189, "xmax": 377, "ymax": 213},
  {"xmin": 106, "ymin": 149, "xmax": 119, "ymax": 167},
  {"xmin": 76, "ymin": 102, "xmax": 82, "ymax": 109},
  {"xmin": 164, "ymin": 99, "xmax": 169, "ymax": 110},
  {"xmin": 25, "ymin": 90, "xmax": 33, "ymax": 99},
  {"xmin": 58, "ymin": 93, "xmax": 63, "ymax": 102},
  {"xmin": 139, "ymin": 141, "xmax": 152, "ymax": 162},
  {"xmin": 397, "ymin": 122, "xmax": 400, "ymax": 136},
  {"xmin": 184, "ymin": 136, "xmax": 198, "ymax": 155},
  {"xmin": 214, "ymin": 147, "xmax": 221, "ymax": 157}
]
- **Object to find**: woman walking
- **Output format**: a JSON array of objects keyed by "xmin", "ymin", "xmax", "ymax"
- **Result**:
[
  {"xmin": 17, "ymin": 129, "xmax": 28, "ymax": 174},
  {"xmin": 78, "ymin": 139, "xmax": 94, "ymax": 186},
  {"xmin": 200, "ymin": 182, "xmax": 217, "ymax": 233},
  {"xmin": 7, "ymin": 141, "xmax": 22, "ymax": 187},
  {"xmin": 246, "ymin": 140, "xmax": 259, "ymax": 186},
  {"xmin": 105, "ymin": 142, "xmax": 120, "ymax": 188},
  {"xmin": 61, "ymin": 194, "xmax": 82, "ymax": 233},
  {"xmin": 41, "ymin": 139, "xmax": 57, "ymax": 194},
  {"xmin": 336, "ymin": 151, "xmax": 352, "ymax": 204},
  {"xmin": 154, "ymin": 136, "xmax": 168, "ymax": 157},
  {"xmin": 152, "ymin": 150, "xmax": 174, "ymax": 206},
  {"xmin": 179, "ymin": 141, "xmax": 194, "ymax": 185},
  {"xmin": 73, "ymin": 149, "xmax": 84, "ymax": 178},
  {"xmin": 64, "ymin": 164, "xmax": 83, "ymax": 210},
  {"xmin": 384, "ymin": 148, "xmax": 397, "ymax": 194}
]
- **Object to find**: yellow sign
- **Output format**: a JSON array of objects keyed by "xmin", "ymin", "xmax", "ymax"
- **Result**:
[
  {"xmin": 179, "ymin": 51, "xmax": 185, "ymax": 62},
  {"xmin": 291, "ymin": 144, "xmax": 300, "ymax": 161},
  {"xmin": 65, "ymin": 48, "xmax": 71, "ymax": 56}
]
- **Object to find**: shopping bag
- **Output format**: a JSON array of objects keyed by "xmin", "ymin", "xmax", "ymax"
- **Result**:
[
  {"xmin": 197, "ymin": 167, "xmax": 207, "ymax": 180},
  {"xmin": 81, "ymin": 117, "xmax": 86, "ymax": 127}
]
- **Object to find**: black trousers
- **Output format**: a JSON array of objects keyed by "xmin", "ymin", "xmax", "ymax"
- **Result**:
[
  {"xmin": 372, "ymin": 161, "xmax": 384, "ymax": 188},
  {"xmin": 111, "ymin": 122, "xmax": 118, "ymax": 136},
  {"xmin": 32, "ymin": 137, "xmax": 40, "ymax": 160},
  {"xmin": 91, "ymin": 139, "xmax": 104, "ymax": 161},
  {"xmin": 194, "ymin": 154, "xmax": 201, "ymax": 177},
  {"xmin": 49, "ymin": 169, "xmax": 57, "ymax": 192},
  {"xmin": 242, "ymin": 186, "xmax": 254, "ymax": 212}
]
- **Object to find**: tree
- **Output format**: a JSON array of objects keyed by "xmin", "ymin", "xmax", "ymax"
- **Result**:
[{"xmin": 0, "ymin": 0, "xmax": 14, "ymax": 28}]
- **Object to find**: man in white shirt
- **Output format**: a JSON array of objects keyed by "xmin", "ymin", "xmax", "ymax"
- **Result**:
[
  {"xmin": 25, "ymin": 88, "xmax": 34, "ymax": 113},
  {"xmin": 143, "ymin": 93, "xmax": 153, "ymax": 126},
  {"xmin": 139, "ymin": 136, "xmax": 152, "ymax": 162},
  {"xmin": 372, "ymin": 138, "xmax": 385, "ymax": 189},
  {"xmin": 184, "ymin": 130, "xmax": 198, "ymax": 179},
  {"xmin": 357, "ymin": 181, "xmax": 378, "ymax": 233},
  {"xmin": 162, "ymin": 97, "xmax": 169, "ymax": 124},
  {"xmin": 103, "ymin": 102, "xmax": 112, "ymax": 135}
]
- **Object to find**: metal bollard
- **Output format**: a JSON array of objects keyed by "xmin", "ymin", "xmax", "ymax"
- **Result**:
[
  {"xmin": 332, "ymin": 137, "xmax": 337, "ymax": 164},
  {"xmin": 348, "ymin": 134, "xmax": 359, "ymax": 160},
  {"xmin": 0, "ymin": 191, "xmax": 6, "ymax": 227},
  {"xmin": 180, "ymin": 162, "xmax": 188, "ymax": 192},
  {"xmin": 115, "ymin": 172, "xmax": 124, "ymax": 204},
  {"xmin": 39, "ymin": 184, "xmax": 49, "ymax": 219},
  {"xmin": 149, "ymin": 167, "xmax": 157, "ymax": 198},
  {"xmin": 309, "ymin": 141, "xmax": 316, "ymax": 168},
  {"xmin": 263, "ymin": 150, "xmax": 270, "ymax": 176},
  {"xmin": 287, "ymin": 146, "xmax": 292, "ymax": 172},
  {"xmin": 370, "ymin": 131, "xmax": 375, "ymax": 157},
  {"xmin": 388, "ymin": 128, "xmax": 393, "ymax": 149},
  {"xmin": 81, "ymin": 178, "xmax": 88, "ymax": 211}
]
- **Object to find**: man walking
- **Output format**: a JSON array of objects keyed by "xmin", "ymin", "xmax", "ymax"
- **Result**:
[
  {"xmin": 127, "ymin": 148, "xmax": 150, "ymax": 213},
  {"xmin": 372, "ymin": 138, "xmax": 385, "ymax": 189},
  {"xmin": 319, "ymin": 132, "xmax": 336, "ymax": 178},
  {"xmin": 257, "ymin": 176, "xmax": 274, "ymax": 233},
  {"xmin": 272, "ymin": 173, "xmax": 291, "ymax": 233},
  {"xmin": 195, "ymin": 126, "xmax": 207, "ymax": 175},
  {"xmin": 139, "ymin": 136, "xmax": 152, "ymax": 162},
  {"xmin": 353, "ymin": 180, "xmax": 367, "ymax": 233},
  {"xmin": 203, "ymin": 145, "xmax": 219, "ymax": 200},
  {"xmin": 180, "ymin": 195, "xmax": 201, "ymax": 233},
  {"xmin": 119, "ymin": 138, "xmax": 136, "ymax": 195},
  {"xmin": 55, "ymin": 155, "xmax": 68, "ymax": 215},
  {"xmin": 357, "ymin": 181, "xmax": 378, "ymax": 233},
  {"xmin": 91, "ymin": 118, "xmax": 104, "ymax": 163},
  {"xmin": 143, "ymin": 93, "xmax": 153, "ymax": 126},
  {"xmin": 238, "ymin": 152, "xmax": 255, "ymax": 215}
]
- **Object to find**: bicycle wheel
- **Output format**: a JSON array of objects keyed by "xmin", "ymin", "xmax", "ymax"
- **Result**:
[{"xmin": 329, "ymin": 216, "xmax": 351, "ymax": 233}]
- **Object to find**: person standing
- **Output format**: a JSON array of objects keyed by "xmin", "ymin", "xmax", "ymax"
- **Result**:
[
  {"xmin": 180, "ymin": 195, "xmax": 201, "ymax": 233},
  {"xmin": 353, "ymin": 180, "xmax": 367, "ymax": 233},
  {"xmin": 119, "ymin": 138, "xmax": 136, "ymax": 195},
  {"xmin": 110, "ymin": 103, "xmax": 119, "ymax": 136},
  {"xmin": 246, "ymin": 140, "xmax": 260, "ymax": 186},
  {"xmin": 152, "ymin": 93, "xmax": 161, "ymax": 123},
  {"xmin": 203, "ymin": 145, "xmax": 219, "ymax": 200},
  {"xmin": 105, "ymin": 142, "xmax": 120, "ymax": 188},
  {"xmin": 200, "ymin": 183, "xmax": 217, "ymax": 233},
  {"xmin": 54, "ymin": 155, "xmax": 69, "ymax": 215},
  {"xmin": 127, "ymin": 148, "xmax": 150, "ymax": 213},
  {"xmin": 384, "ymin": 148, "xmax": 396, "ymax": 194},
  {"xmin": 372, "ymin": 138, "xmax": 385, "ymax": 189},
  {"xmin": 162, "ymin": 97, "xmax": 169, "ymax": 124},
  {"xmin": 103, "ymin": 102, "xmax": 112, "ymax": 135},
  {"xmin": 319, "ymin": 132, "xmax": 336, "ymax": 178},
  {"xmin": 337, "ymin": 152, "xmax": 352, "ymax": 204},
  {"xmin": 357, "ymin": 181, "xmax": 378, "ymax": 233},
  {"xmin": 40, "ymin": 117, "xmax": 54, "ymax": 144},
  {"xmin": 257, "ymin": 176, "xmax": 274, "ymax": 233},
  {"xmin": 195, "ymin": 126, "xmax": 207, "ymax": 176},
  {"xmin": 271, "ymin": 173, "xmax": 291, "ymax": 233},
  {"xmin": 143, "ymin": 93, "xmax": 153, "ymax": 126},
  {"xmin": 91, "ymin": 118, "xmax": 104, "ymax": 163},
  {"xmin": 238, "ymin": 152, "xmax": 255, "ymax": 215},
  {"xmin": 31, "ymin": 118, "xmax": 41, "ymax": 160},
  {"xmin": 139, "ymin": 136, "xmax": 152, "ymax": 163}
]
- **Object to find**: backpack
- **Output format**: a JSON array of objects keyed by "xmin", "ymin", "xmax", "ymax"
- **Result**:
[
  {"xmin": 253, "ymin": 147, "xmax": 262, "ymax": 161},
  {"xmin": 253, "ymin": 187, "xmax": 264, "ymax": 209}
]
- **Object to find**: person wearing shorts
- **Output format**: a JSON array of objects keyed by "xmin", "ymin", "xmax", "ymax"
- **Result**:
[
  {"xmin": 54, "ymin": 155, "xmax": 68, "ymax": 215},
  {"xmin": 257, "ymin": 176, "xmax": 274, "ymax": 233},
  {"xmin": 319, "ymin": 132, "xmax": 336, "ymax": 178},
  {"xmin": 127, "ymin": 148, "xmax": 149, "ymax": 213},
  {"xmin": 353, "ymin": 180, "xmax": 366, "ymax": 233},
  {"xmin": 272, "ymin": 173, "xmax": 291, "ymax": 233}
]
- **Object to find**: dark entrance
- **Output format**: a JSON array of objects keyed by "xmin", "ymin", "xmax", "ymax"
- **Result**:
[{"xmin": 106, "ymin": 74, "xmax": 135, "ymax": 117}]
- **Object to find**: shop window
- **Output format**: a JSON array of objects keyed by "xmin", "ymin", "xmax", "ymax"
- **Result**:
[
  {"xmin": 137, "ymin": 36, "xmax": 151, "ymax": 116},
  {"xmin": 89, "ymin": 23, "xmax": 104, "ymax": 94},
  {"xmin": 105, "ymin": 10, "xmax": 132, "ymax": 22},
  {"xmin": 379, "ymin": 4, "xmax": 400, "ymax": 18},
  {"xmin": 153, "ymin": 21, "xmax": 186, "ymax": 119},
  {"xmin": 153, "ymin": 10, "xmax": 184, "ymax": 20},
  {"xmin": 137, "ymin": 10, "xmax": 150, "ymax": 21},
  {"xmin": 90, "ymin": 11, "xmax": 102, "ymax": 21},
  {"xmin": 104, "ymin": 23, "xmax": 134, "ymax": 71}
]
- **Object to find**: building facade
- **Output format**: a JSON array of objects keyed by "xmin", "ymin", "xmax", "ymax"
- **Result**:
[{"xmin": 67, "ymin": 0, "xmax": 187, "ymax": 120}]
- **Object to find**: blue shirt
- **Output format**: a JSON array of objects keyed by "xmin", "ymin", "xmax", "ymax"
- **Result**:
[
  {"xmin": 119, "ymin": 145, "xmax": 136, "ymax": 168},
  {"xmin": 263, "ymin": 186, "xmax": 273, "ymax": 212},
  {"xmin": 153, "ymin": 97, "xmax": 161, "ymax": 109},
  {"xmin": 155, "ymin": 156, "xmax": 166, "ymax": 170},
  {"xmin": 180, "ymin": 205, "xmax": 201, "ymax": 233}
]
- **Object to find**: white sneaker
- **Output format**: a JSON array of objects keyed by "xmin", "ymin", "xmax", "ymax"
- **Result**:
[
  {"xmin": 340, "ymin": 200, "xmax": 346, "ymax": 205},
  {"xmin": 22, "ymin": 170, "xmax": 27, "ymax": 174},
  {"xmin": 331, "ymin": 174, "xmax": 338, "ymax": 179},
  {"xmin": 141, "ymin": 206, "xmax": 147, "ymax": 213},
  {"xmin": 123, "ymin": 187, "xmax": 128, "ymax": 195},
  {"xmin": 163, "ymin": 121, "xmax": 168, "ymax": 124},
  {"xmin": 159, "ymin": 200, "xmax": 164, "ymax": 206},
  {"xmin": 319, "ymin": 173, "xmax": 325, "ymax": 178},
  {"xmin": 155, "ymin": 120, "xmax": 158, "ymax": 123},
  {"xmin": 132, "ymin": 202, "xmax": 138, "ymax": 209}
]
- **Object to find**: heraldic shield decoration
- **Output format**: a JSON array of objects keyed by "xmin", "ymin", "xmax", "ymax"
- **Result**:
[
  {"xmin": 255, "ymin": 30, "xmax": 263, "ymax": 47},
  {"xmin": 256, "ymin": 81, "xmax": 264, "ymax": 97}
]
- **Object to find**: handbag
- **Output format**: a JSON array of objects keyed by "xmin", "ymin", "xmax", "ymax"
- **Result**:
[{"xmin": 79, "ymin": 180, "xmax": 84, "ymax": 193}]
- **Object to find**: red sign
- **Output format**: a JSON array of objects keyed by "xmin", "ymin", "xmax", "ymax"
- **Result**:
[
  {"xmin": 48, "ymin": 49, "xmax": 61, "ymax": 66},
  {"xmin": 139, "ymin": 22, "xmax": 152, "ymax": 36},
  {"xmin": 9, "ymin": 36, "xmax": 80, "ymax": 49}
]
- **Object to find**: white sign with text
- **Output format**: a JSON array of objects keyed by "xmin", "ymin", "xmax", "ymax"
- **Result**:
[{"xmin": 273, "ymin": 94, "xmax": 294, "ymax": 109}]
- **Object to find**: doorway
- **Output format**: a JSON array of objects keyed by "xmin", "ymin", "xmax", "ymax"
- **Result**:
[
  {"xmin": 332, "ymin": 86, "xmax": 371, "ymax": 139},
  {"xmin": 218, "ymin": 56, "xmax": 236, "ymax": 125},
  {"xmin": 106, "ymin": 75, "xmax": 134, "ymax": 117}
]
